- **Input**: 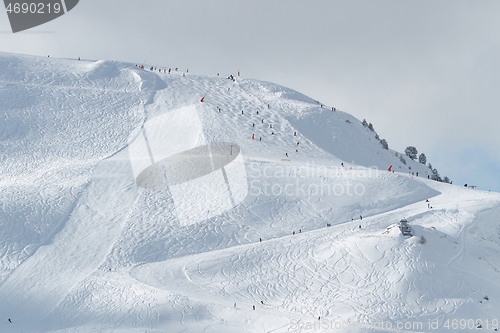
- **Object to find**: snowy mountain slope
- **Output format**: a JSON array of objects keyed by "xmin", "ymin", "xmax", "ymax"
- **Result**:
[
  {"xmin": 131, "ymin": 182, "xmax": 500, "ymax": 333},
  {"xmin": 0, "ymin": 54, "xmax": 150, "ymax": 281},
  {"xmin": 0, "ymin": 52, "xmax": 499, "ymax": 333}
]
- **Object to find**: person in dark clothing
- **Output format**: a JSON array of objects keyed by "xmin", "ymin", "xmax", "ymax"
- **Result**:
[
  {"xmin": 253, "ymin": 305, "xmax": 255, "ymax": 310},
  {"xmin": 285, "ymin": 153, "xmax": 288, "ymax": 157},
  {"xmin": 8, "ymin": 318, "xmax": 12, "ymax": 323}
]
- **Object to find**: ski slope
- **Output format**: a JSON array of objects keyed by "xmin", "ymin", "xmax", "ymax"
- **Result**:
[{"xmin": 0, "ymin": 52, "xmax": 499, "ymax": 333}]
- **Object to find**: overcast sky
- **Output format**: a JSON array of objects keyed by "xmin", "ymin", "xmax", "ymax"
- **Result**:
[{"xmin": 1, "ymin": 0, "xmax": 499, "ymax": 191}]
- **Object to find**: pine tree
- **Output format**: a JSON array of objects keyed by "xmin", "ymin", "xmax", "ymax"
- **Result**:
[
  {"xmin": 418, "ymin": 153, "xmax": 427, "ymax": 165},
  {"xmin": 405, "ymin": 146, "xmax": 418, "ymax": 160},
  {"xmin": 380, "ymin": 139, "xmax": 389, "ymax": 150},
  {"xmin": 432, "ymin": 168, "xmax": 441, "ymax": 181},
  {"xmin": 362, "ymin": 119, "xmax": 368, "ymax": 127},
  {"xmin": 367, "ymin": 123, "xmax": 374, "ymax": 131}
]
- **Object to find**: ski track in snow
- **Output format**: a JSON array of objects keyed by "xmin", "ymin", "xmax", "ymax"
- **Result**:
[{"xmin": 1, "ymin": 53, "xmax": 499, "ymax": 332}]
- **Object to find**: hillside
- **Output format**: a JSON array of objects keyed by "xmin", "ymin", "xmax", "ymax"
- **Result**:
[{"xmin": 0, "ymin": 52, "xmax": 499, "ymax": 333}]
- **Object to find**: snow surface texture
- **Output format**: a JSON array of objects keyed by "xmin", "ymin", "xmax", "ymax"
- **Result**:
[{"xmin": 0, "ymin": 52, "xmax": 499, "ymax": 333}]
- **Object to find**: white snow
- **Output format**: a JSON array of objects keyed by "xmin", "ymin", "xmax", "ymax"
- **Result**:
[{"xmin": 0, "ymin": 52, "xmax": 499, "ymax": 333}]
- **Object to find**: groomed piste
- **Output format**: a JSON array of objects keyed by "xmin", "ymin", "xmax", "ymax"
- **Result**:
[{"xmin": 0, "ymin": 52, "xmax": 499, "ymax": 333}]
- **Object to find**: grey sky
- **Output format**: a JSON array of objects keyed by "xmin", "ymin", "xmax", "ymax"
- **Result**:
[{"xmin": 1, "ymin": 0, "xmax": 499, "ymax": 191}]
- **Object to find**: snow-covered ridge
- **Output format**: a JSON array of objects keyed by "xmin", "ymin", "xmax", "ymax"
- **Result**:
[{"xmin": 0, "ymin": 52, "xmax": 499, "ymax": 332}]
